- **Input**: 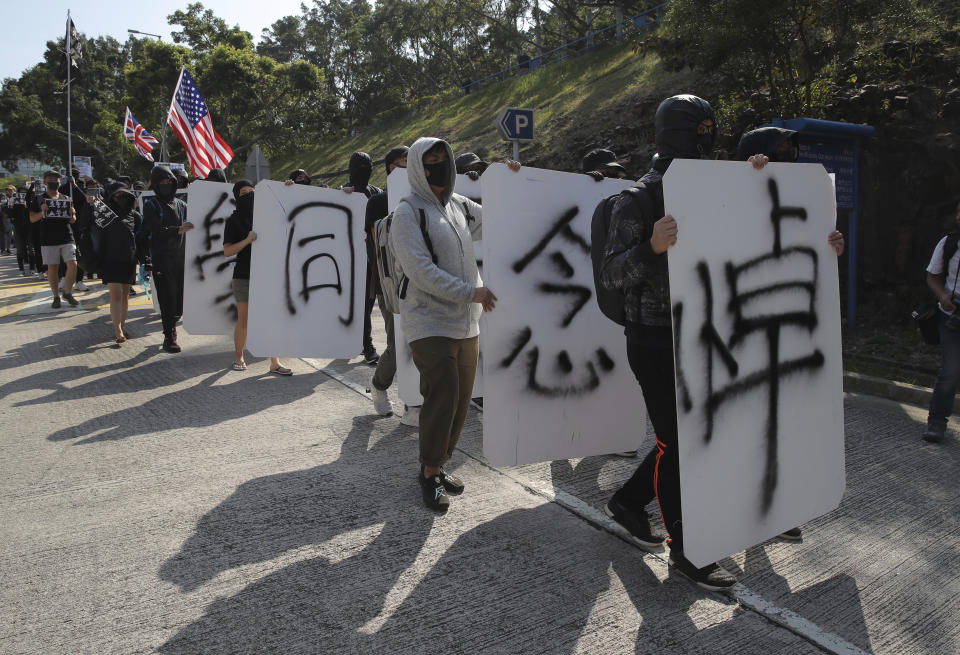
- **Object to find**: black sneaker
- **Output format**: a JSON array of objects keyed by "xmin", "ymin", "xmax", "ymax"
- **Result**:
[
  {"xmin": 921, "ymin": 422, "xmax": 945, "ymax": 443},
  {"xmin": 419, "ymin": 470, "xmax": 450, "ymax": 512},
  {"xmin": 162, "ymin": 336, "xmax": 182, "ymax": 353},
  {"xmin": 604, "ymin": 496, "xmax": 666, "ymax": 551},
  {"xmin": 440, "ymin": 468, "xmax": 464, "ymax": 495},
  {"xmin": 51, "ymin": 296, "xmax": 61, "ymax": 309},
  {"xmin": 62, "ymin": 292, "xmax": 79, "ymax": 306},
  {"xmin": 669, "ymin": 552, "xmax": 737, "ymax": 591},
  {"xmin": 363, "ymin": 345, "xmax": 380, "ymax": 365},
  {"xmin": 778, "ymin": 526, "xmax": 803, "ymax": 541}
]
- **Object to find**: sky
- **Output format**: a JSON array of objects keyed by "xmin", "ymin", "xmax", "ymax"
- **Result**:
[{"xmin": 0, "ymin": 0, "xmax": 309, "ymax": 81}]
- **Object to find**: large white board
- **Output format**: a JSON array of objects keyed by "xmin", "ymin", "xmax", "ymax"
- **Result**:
[
  {"xmin": 387, "ymin": 168, "xmax": 483, "ymax": 404},
  {"xmin": 664, "ymin": 159, "xmax": 845, "ymax": 567},
  {"xmin": 246, "ymin": 180, "xmax": 367, "ymax": 358},
  {"xmin": 182, "ymin": 182, "xmax": 237, "ymax": 335},
  {"xmin": 480, "ymin": 164, "xmax": 644, "ymax": 466}
]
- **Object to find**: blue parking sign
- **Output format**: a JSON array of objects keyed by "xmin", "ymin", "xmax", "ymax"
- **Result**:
[{"xmin": 495, "ymin": 108, "xmax": 535, "ymax": 142}]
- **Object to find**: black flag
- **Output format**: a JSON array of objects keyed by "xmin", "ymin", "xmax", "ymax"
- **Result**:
[{"xmin": 67, "ymin": 17, "xmax": 82, "ymax": 69}]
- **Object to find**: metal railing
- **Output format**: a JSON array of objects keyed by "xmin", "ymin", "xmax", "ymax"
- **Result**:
[{"xmin": 461, "ymin": 4, "xmax": 666, "ymax": 94}]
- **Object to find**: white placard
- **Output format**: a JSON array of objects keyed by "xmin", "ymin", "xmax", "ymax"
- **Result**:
[
  {"xmin": 664, "ymin": 159, "xmax": 844, "ymax": 567},
  {"xmin": 246, "ymin": 180, "xmax": 367, "ymax": 358},
  {"xmin": 387, "ymin": 168, "xmax": 484, "ymax": 403},
  {"xmin": 480, "ymin": 164, "xmax": 644, "ymax": 466},
  {"xmin": 181, "ymin": 182, "xmax": 236, "ymax": 335}
]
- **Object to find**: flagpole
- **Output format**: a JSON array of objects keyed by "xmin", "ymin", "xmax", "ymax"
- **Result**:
[
  {"xmin": 66, "ymin": 10, "xmax": 73, "ymax": 182},
  {"xmin": 163, "ymin": 67, "xmax": 185, "ymax": 165}
]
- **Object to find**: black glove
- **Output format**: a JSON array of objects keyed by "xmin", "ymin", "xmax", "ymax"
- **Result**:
[
  {"xmin": 466, "ymin": 170, "xmax": 481, "ymax": 181},
  {"xmin": 586, "ymin": 171, "xmax": 604, "ymax": 181}
]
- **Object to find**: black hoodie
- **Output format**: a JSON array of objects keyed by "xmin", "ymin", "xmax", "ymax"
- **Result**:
[
  {"xmin": 347, "ymin": 152, "xmax": 381, "ymax": 199},
  {"xmin": 137, "ymin": 165, "xmax": 187, "ymax": 269},
  {"xmin": 736, "ymin": 127, "xmax": 798, "ymax": 162},
  {"xmin": 99, "ymin": 182, "xmax": 143, "ymax": 267}
]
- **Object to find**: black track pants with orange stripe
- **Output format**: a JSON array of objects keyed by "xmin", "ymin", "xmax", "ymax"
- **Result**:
[{"xmin": 614, "ymin": 331, "xmax": 684, "ymax": 553}]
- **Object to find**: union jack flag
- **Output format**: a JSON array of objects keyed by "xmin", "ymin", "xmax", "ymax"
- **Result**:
[
  {"xmin": 123, "ymin": 107, "xmax": 159, "ymax": 162},
  {"xmin": 167, "ymin": 67, "xmax": 233, "ymax": 178}
]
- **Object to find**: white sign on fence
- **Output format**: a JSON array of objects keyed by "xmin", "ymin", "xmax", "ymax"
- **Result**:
[
  {"xmin": 387, "ymin": 168, "xmax": 484, "ymax": 404},
  {"xmin": 246, "ymin": 180, "xmax": 367, "ymax": 358},
  {"xmin": 480, "ymin": 164, "xmax": 644, "ymax": 466},
  {"xmin": 182, "ymin": 181, "xmax": 237, "ymax": 335},
  {"xmin": 664, "ymin": 159, "xmax": 845, "ymax": 567}
]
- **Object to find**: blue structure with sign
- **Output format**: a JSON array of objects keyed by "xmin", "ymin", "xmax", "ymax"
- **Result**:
[
  {"xmin": 496, "ymin": 108, "xmax": 535, "ymax": 142},
  {"xmin": 768, "ymin": 117, "xmax": 875, "ymax": 328}
]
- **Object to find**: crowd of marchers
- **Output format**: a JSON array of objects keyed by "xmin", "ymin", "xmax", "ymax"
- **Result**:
[{"xmin": 6, "ymin": 92, "xmax": 959, "ymax": 593}]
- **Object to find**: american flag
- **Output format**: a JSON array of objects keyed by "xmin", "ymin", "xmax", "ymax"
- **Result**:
[
  {"xmin": 167, "ymin": 68, "xmax": 234, "ymax": 178},
  {"xmin": 123, "ymin": 107, "xmax": 159, "ymax": 162}
]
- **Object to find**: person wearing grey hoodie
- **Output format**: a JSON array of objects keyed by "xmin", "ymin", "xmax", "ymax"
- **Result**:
[{"xmin": 391, "ymin": 137, "xmax": 497, "ymax": 512}]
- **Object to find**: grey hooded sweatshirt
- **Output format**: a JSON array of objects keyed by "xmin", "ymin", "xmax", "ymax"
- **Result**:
[{"xmin": 391, "ymin": 137, "xmax": 483, "ymax": 343}]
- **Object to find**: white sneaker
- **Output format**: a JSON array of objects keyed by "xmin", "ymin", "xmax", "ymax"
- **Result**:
[
  {"xmin": 400, "ymin": 405, "xmax": 421, "ymax": 427},
  {"xmin": 371, "ymin": 382, "xmax": 393, "ymax": 416},
  {"xmin": 74, "ymin": 280, "xmax": 89, "ymax": 291},
  {"xmin": 59, "ymin": 278, "xmax": 65, "ymax": 291}
]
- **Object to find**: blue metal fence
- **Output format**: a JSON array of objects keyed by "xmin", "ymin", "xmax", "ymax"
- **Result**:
[{"xmin": 461, "ymin": 4, "xmax": 666, "ymax": 94}]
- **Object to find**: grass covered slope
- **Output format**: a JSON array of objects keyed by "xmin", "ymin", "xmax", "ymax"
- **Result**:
[{"xmin": 274, "ymin": 45, "xmax": 699, "ymax": 189}]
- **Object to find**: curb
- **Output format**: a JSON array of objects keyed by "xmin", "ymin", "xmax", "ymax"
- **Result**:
[{"xmin": 842, "ymin": 370, "xmax": 945, "ymax": 410}]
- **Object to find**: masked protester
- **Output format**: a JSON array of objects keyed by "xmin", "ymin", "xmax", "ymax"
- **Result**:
[
  {"xmin": 136, "ymin": 165, "xmax": 194, "ymax": 352},
  {"xmin": 221, "ymin": 180, "xmax": 292, "ymax": 376},
  {"xmin": 6, "ymin": 185, "xmax": 33, "ymax": 275},
  {"xmin": 205, "ymin": 168, "xmax": 228, "ymax": 183},
  {"xmin": 390, "ymin": 137, "xmax": 497, "ymax": 512},
  {"xmin": 365, "ymin": 146, "xmax": 409, "ymax": 419},
  {"xmin": 97, "ymin": 182, "xmax": 144, "ymax": 344},
  {"xmin": 582, "ymin": 148, "xmax": 628, "ymax": 181},
  {"xmin": 29, "ymin": 170, "xmax": 79, "ymax": 309},
  {"xmin": 342, "ymin": 152, "xmax": 384, "ymax": 365},
  {"xmin": 454, "ymin": 152, "xmax": 488, "ymax": 181},
  {"xmin": 0, "ymin": 187, "xmax": 12, "ymax": 255},
  {"xmin": 599, "ymin": 94, "xmax": 740, "ymax": 591},
  {"xmin": 289, "ymin": 169, "xmax": 311, "ymax": 185}
]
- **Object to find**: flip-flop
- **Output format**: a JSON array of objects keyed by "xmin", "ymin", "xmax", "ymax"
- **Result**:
[
  {"xmin": 269, "ymin": 366, "xmax": 293, "ymax": 376},
  {"xmin": 232, "ymin": 361, "xmax": 247, "ymax": 371}
]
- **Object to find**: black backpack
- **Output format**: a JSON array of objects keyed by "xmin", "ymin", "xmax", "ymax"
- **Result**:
[{"xmin": 590, "ymin": 183, "xmax": 658, "ymax": 325}]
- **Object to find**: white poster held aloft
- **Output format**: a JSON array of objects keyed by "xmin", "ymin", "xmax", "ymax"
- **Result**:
[
  {"xmin": 387, "ymin": 168, "xmax": 484, "ymax": 404},
  {"xmin": 246, "ymin": 180, "xmax": 367, "ymax": 358},
  {"xmin": 664, "ymin": 159, "xmax": 844, "ymax": 568},
  {"xmin": 181, "ymin": 181, "xmax": 236, "ymax": 335},
  {"xmin": 480, "ymin": 163, "xmax": 644, "ymax": 466}
]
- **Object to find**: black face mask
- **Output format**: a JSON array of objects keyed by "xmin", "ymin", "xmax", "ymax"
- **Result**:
[
  {"xmin": 111, "ymin": 194, "xmax": 135, "ymax": 215},
  {"xmin": 696, "ymin": 132, "xmax": 715, "ymax": 159},
  {"xmin": 423, "ymin": 160, "xmax": 450, "ymax": 186},
  {"xmin": 155, "ymin": 182, "xmax": 175, "ymax": 201},
  {"xmin": 46, "ymin": 181, "xmax": 59, "ymax": 191},
  {"xmin": 350, "ymin": 166, "xmax": 371, "ymax": 190},
  {"xmin": 237, "ymin": 192, "xmax": 254, "ymax": 218},
  {"xmin": 771, "ymin": 145, "xmax": 799, "ymax": 163}
]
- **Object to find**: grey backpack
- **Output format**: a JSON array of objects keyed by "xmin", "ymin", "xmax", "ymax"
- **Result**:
[{"xmin": 374, "ymin": 199, "xmax": 436, "ymax": 314}]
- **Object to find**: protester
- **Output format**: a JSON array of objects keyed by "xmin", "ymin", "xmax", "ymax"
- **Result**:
[
  {"xmin": 390, "ymin": 137, "xmax": 496, "ymax": 512},
  {"xmin": 221, "ymin": 180, "xmax": 292, "ymax": 375},
  {"xmin": 288, "ymin": 169, "xmax": 312, "ymax": 185},
  {"xmin": 599, "ymin": 94, "xmax": 737, "ymax": 590},
  {"xmin": 366, "ymin": 146, "xmax": 409, "ymax": 417},
  {"xmin": 582, "ymin": 148, "xmax": 628, "ymax": 180},
  {"xmin": 205, "ymin": 168, "xmax": 228, "ymax": 183},
  {"xmin": 6, "ymin": 185, "xmax": 32, "ymax": 276},
  {"xmin": 0, "ymin": 188, "xmax": 12, "ymax": 254},
  {"xmin": 29, "ymin": 170, "xmax": 78, "ymax": 309},
  {"xmin": 96, "ymin": 182, "xmax": 143, "ymax": 344},
  {"xmin": 921, "ymin": 199, "xmax": 960, "ymax": 443},
  {"xmin": 735, "ymin": 125, "xmax": 846, "ymax": 539},
  {"xmin": 62, "ymin": 170, "xmax": 91, "ymax": 291},
  {"xmin": 454, "ymin": 152, "xmax": 488, "ymax": 180},
  {"xmin": 137, "ymin": 165, "xmax": 193, "ymax": 352},
  {"xmin": 342, "ymin": 152, "xmax": 384, "ymax": 365}
]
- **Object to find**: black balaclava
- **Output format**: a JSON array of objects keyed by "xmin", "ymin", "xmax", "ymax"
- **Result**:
[
  {"xmin": 383, "ymin": 146, "xmax": 409, "ymax": 175},
  {"xmin": 348, "ymin": 152, "xmax": 373, "ymax": 190},
  {"xmin": 206, "ymin": 168, "xmax": 228, "ymax": 183},
  {"xmin": 736, "ymin": 127, "xmax": 799, "ymax": 162},
  {"xmin": 233, "ymin": 179, "xmax": 255, "ymax": 220},
  {"xmin": 106, "ymin": 181, "xmax": 135, "ymax": 215},
  {"xmin": 150, "ymin": 165, "xmax": 178, "ymax": 203},
  {"xmin": 654, "ymin": 94, "xmax": 717, "ymax": 161},
  {"xmin": 174, "ymin": 170, "xmax": 189, "ymax": 189}
]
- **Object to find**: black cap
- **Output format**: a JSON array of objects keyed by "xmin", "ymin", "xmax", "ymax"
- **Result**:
[
  {"xmin": 289, "ymin": 168, "xmax": 311, "ymax": 184},
  {"xmin": 43, "ymin": 169, "xmax": 61, "ymax": 179},
  {"xmin": 206, "ymin": 168, "xmax": 228, "ymax": 183},
  {"xmin": 581, "ymin": 148, "xmax": 625, "ymax": 174},
  {"xmin": 233, "ymin": 179, "xmax": 254, "ymax": 200},
  {"xmin": 454, "ymin": 152, "xmax": 487, "ymax": 174},
  {"xmin": 736, "ymin": 127, "xmax": 798, "ymax": 161},
  {"xmin": 384, "ymin": 146, "xmax": 409, "ymax": 174}
]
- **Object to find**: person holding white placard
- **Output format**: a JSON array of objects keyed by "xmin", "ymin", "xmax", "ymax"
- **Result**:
[
  {"xmin": 29, "ymin": 170, "xmax": 78, "ymax": 309},
  {"xmin": 222, "ymin": 180, "xmax": 291, "ymax": 376},
  {"xmin": 390, "ymin": 137, "xmax": 495, "ymax": 512},
  {"xmin": 600, "ymin": 95, "xmax": 737, "ymax": 591}
]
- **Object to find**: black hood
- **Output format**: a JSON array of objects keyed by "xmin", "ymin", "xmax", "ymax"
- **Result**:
[
  {"xmin": 348, "ymin": 152, "xmax": 373, "ymax": 189},
  {"xmin": 105, "ymin": 181, "xmax": 136, "ymax": 215},
  {"xmin": 736, "ymin": 127, "xmax": 798, "ymax": 161},
  {"xmin": 150, "ymin": 165, "xmax": 178, "ymax": 201},
  {"xmin": 654, "ymin": 94, "xmax": 717, "ymax": 160},
  {"xmin": 206, "ymin": 168, "xmax": 228, "ymax": 183}
]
